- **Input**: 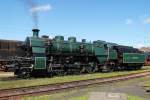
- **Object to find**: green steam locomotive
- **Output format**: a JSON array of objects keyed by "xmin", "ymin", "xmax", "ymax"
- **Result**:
[{"xmin": 14, "ymin": 29, "xmax": 145, "ymax": 78}]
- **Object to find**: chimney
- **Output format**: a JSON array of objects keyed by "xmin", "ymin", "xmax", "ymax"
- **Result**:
[{"xmin": 32, "ymin": 29, "xmax": 40, "ymax": 37}]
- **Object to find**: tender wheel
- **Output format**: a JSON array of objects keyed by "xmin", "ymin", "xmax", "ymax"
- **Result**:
[{"xmin": 136, "ymin": 66, "xmax": 142, "ymax": 70}]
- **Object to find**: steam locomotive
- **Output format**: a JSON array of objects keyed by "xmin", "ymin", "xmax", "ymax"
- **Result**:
[{"xmin": 9, "ymin": 29, "xmax": 145, "ymax": 78}]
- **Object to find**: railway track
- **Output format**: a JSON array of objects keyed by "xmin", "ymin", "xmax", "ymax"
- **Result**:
[{"xmin": 0, "ymin": 71, "xmax": 150, "ymax": 100}]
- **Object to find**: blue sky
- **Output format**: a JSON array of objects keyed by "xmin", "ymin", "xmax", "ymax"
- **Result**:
[{"xmin": 0, "ymin": 0, "xmax": 150, "ymax": 48}]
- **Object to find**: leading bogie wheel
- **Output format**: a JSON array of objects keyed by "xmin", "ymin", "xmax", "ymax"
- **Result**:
[{"xmin": 18, "ymin": 68, "xmax": 30, "ymax": 78}]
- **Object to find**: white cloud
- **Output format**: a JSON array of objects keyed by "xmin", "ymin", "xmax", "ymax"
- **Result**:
[
  {"xmin": 125, "ymin": 19, "xmax": 133, "ymax": 25},
  {"xmin": 134, "ymin": 43, "xmax": 145, "ymax": 48},
  {"xmin": 133, "ymin": 42, "xmax": 150, "ymax": 48},
  {"xmin": 30, "ymin": 4, "xmax": 52, "ymax": 13},
  {"xmin": 143, "ymin": 17, "xmax": 150, "ymax": 24}
]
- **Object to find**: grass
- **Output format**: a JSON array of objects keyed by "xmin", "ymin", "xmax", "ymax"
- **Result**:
[
  {"xmin": 143, "ymin": 78, "xmax": 150, "ymax": 87},
  {"xmin": 140, "ymin": 76, "xmax": 150, "ymax": 94},
  {"xmin": 127, "ymin": 95, "xmax": 148, "ymax": 100},
  {"xmin": 68, "ymin": 95, "xmax": 88, "ymax": 100},
  {"xmin": 23, "ymin": 90, "xmax": 79, "ymax": 100},
  {"xmin": 23, "ymin": 93, "xmax": 65, "ymax": 100},
  {"xmin": 0, "ymin": 66, "xmax": 150, "ymax": 89},
  {"xmin": 68, "ymin": 95, "xmax": 148, "ymax": 100},
  {"xmin": 23, "ymin": 93, "xmax": 148, "ymax": 100},
  {"xmin": 23, "ymin": 88, "xmax": 90, "ymax": 100},
  {"xmin": 113, "ymin": 76, "xmax": 150, "ymax": 87}
]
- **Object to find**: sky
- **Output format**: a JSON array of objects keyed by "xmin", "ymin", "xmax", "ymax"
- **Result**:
[{"xmin": 0, "ymin": 0, "xmax": 150, "ymax": 48}]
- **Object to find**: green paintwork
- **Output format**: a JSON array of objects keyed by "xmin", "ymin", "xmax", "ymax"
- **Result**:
[
  {"xmin": 54, "ymin": 36, "xmax": 64, "ymax": 42},
  {"xmin": 34, "ymin": 57, "xmax": 46, "ymax": 69},
  {"xmin": 84, "ymin": 43, "xmax": 94, "ymax": 54},
  {"xmin": 29, "ymin": 34, "xmax": 46, "ymax": 70},
  {"xmin": 97, "ymin": 57, "xmax": 107, "ymax": 64},
  {"xmin": 32, "ymin": 47, "xmax": 45, "ymax": 53},
  {"xmin": 51, "ymin": 42, "xmax": 62, "ymax": 52},
  {"xmin": 94, "ymin": 47, "xmax": 107, "ymax": 63},
  {"xmin": 63, "ymin": 42, "xmax": 78, "ymax": 53},
  {"xmin": 51, "ymin": 41, "xmax": 80, "ymax": 53},
  {"xmin": 94, "ymin": 47, "xmax": 106, "ymax": 56},
  {"xmin": 32, "ymin": 29, "xmax": 39, "ymax": 37},
  {"xmin": 68, "ymin": 37, "xmax": 76, "ymax": 43},
  {"xmin": 109, "ymin": 50, "xmax": 117, "ymax": 60},
  {"xmin": 93, "ymin": 40, "xmax": 106, "ymax": 48},
  {"xmin": 30, "ymin": 37, "xmax": 44, "ymax": 47},
  {"xmin": 123, "ymin": 53, "xmax": 145, "ymax": 63},
  {"xmin": 50, "ymin": 38, "xmax": 107, "ymax": 55}
]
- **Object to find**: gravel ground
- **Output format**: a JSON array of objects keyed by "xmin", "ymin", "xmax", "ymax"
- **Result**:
[
  {"xmin": 57, "ymin": 76, "xmax": 150, "ymax": 100},
  {"xmin": 1, "ymin": 70, "xmax": 150, "ymax": 99}
]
